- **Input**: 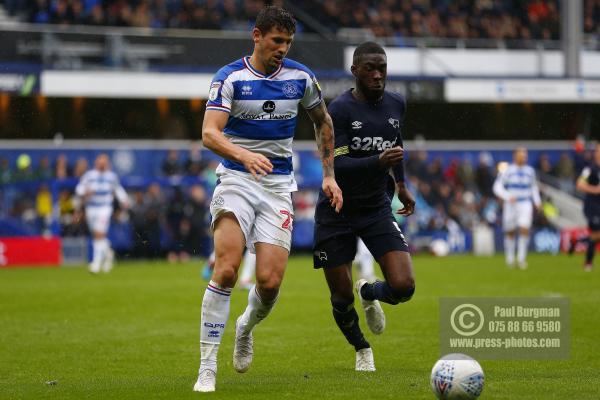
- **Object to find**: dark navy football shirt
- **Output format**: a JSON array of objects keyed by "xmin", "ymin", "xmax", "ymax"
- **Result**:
[{"xmin": 316, "ymin": 89, "xmax": 406, "ymax": 218}]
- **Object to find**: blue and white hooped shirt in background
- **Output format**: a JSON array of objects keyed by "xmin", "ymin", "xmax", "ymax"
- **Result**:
[
  {"xmin": 75, "ymin": 169, "xmax": 129, "ymax": 210},
  {"xmin": 493, "ymin": 164, "xmax": 542, "ymax": 206},
  {"xmin": 206, "ymin": 56, "xmax": 323, "ymax": 192}
]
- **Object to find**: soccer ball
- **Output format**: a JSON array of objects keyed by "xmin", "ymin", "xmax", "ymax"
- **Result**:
[
  {"xmin": 430, "ymin": 353, "xmax": 484, "ymax": 400},
  {"xmin": 430, "ymin": 239, "xmax": 450, "ymax": 257}
]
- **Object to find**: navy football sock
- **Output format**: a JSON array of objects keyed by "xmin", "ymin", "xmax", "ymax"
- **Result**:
[
  {"xmin": 360, "ymin": 280, "xmax": 414, "ymax": 305},
  {"xmin": 331, "ymin": 300, "xmax": 370, "ymax": 351},
  {"xmin": 585, "ymin": 240, "xmax": 596, "ymax": 265}
]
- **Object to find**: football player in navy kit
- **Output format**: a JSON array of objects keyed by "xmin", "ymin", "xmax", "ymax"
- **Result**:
[
  {"xmin": 576, "ymin": 143, "xmax": 600, "ymax": 272},
  {"xmin": 313, "ymin": 42, "xmax": 416, "ymax": 371}
]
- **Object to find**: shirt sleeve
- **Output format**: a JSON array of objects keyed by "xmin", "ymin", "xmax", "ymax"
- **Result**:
[
  {"xmin": 492, "ymin": 170, "xmax": 511, "ymax": 201},
  {"xmin": 113, "ymin": 176, "xmax": 129, "ymax": 207},
  {"xmin": 331, "ymin": 100, "xmax": 383, "ymax": 173},
  {"xmin": 206, "ymin": 75, "xmax": 233, "ymax": 113},
  {"xmin": 75, "ymin": 173, "xmax": 89, "ymax": 197},
  {"xmin": 300, "ymin": 73, "xmax": 323, "ymax": 110},
  {"xmin": 530, "ymin": 168, "xmax": 542, "ymax": 207}
]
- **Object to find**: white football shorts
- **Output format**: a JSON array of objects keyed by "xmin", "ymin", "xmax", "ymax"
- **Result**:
[
  {"xmin": 502, "ymin": 200, "xmax": 533, "ymax": 232},
  {"xmin": 85, "ymin": 206, "xmax": 113, "ymax": 235},
  {"xmin": 209, "ymin": 178, "xmax": 294, "ymax": 253}
]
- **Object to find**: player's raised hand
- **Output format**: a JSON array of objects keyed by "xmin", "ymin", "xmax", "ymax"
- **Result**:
[
  {"xmin": 322, "ymin": 176, "xmax": 343, "ymax": 213},
  {"xmin": 378, "ymin": 146, "xmax": 404, "ymax": 167},
  {"xmin": 396, "ymin": 185, "xmax": 415, "ymax": 216},
  {"xmin": 240, "ymin": 150, "xmax": 273, "ymax": 181}
]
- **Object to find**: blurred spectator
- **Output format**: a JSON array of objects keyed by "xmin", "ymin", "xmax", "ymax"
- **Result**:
[
  {"xmin": 0, "ymin": 157, "xmax": 12, "ymax": 184},
  {"xmin": 130, "ymin": 187, "xmax": 163, "ymax": 259},
  {"xmin": 14, "ymin": 153, "xmax": 34, "ymax": 182},
  {"xmin": 73, "ymin": 157, "xmax": 89, "ymax": 178},
  {"xmin": 554, "ymin": 152, "xmax": 576, "ymax": 192},
  {"xmin": 54, "ymin": 154, "xmax": 71, "ymax": 179},
  {"xmin": 35, "ymin": 183, "xmax": 53, "ymax": 233},
  {"xmin": 475, "ymin": 151, "xmax": 495, "ymax": 197},
  {"xmin": 185, "ymin": 142, "xmax": 207, "ymax": 177},
  {"xmin": 13, "ymin": 0, "xmax": 583, "ymax": 41},
  {"xmin": 162, "ymin": 149, "xmax": 183, "ymax": 177},
  {"xmin": 183, "ymin": 184, "xmax": 210, "ymax": 256},
  {"xmin": 35, "ymin": 156, "xmax": 54, "ymax": 180}
]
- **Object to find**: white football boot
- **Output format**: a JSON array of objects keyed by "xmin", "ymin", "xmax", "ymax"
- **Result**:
[
  {"xmin": 355, "ymin": 279, "xmax": 386, "ymax": 335},
  {"xmin": 233, "ymin": 316, "xmax": 253, "ymax": 373},
  {"xmin": 193, "ymin": 369, "xmax": 216, "ymax": 392},
  {"xmin": 355, "ymin": 348, "xmax": 376, "ymax": 371}
]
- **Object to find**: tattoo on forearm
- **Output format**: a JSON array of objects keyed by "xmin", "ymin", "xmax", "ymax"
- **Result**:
[{"xmin": 316, "ymin": 125, "xmax": 334, "ymax": 177}]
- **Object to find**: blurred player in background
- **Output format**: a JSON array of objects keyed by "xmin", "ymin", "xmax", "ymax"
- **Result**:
[
  {"xmin": 493, "ymin": 147, "xmax": 541, "ymax": 269},
  {"xmin": 75, "ymin": 153, "xmax": 129, "ymax": 274},
  {"xmin": 193, "ymin": 6, "xmax": 342, "ymax": 392},
  {"xmin": 313, "ymin": 42, "xmax": 416, "ymax": 371},
  {"xmin": 354, "ymin": 239, "xmax": 376, "ymax": 281},
  {"xmin": 576, "ymin": 143, "xmax": 600, "ymax": 272}
]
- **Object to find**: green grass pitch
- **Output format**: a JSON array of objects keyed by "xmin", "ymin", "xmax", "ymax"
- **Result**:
[{"xmin": 1, "ymin": 253, "xmax": 599, "ymax": 399}]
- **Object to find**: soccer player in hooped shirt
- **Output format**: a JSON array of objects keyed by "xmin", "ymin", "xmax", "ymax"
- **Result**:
[
  {"xmin": 193, "ymin": 6, "xmax": 343, "ymax": 392},
  {"xmin": 75, "ymin": 153, "xmax": 129, "ymax": 273},
  {"xmin": 493, "ymin": 147, "xmax": 542, "ymax": 269},
  {"xmin": 313, "ymin": 42, "xmax": 416, "ymax": 371},
  {"xmin": 576, "ymin": 143, "xmax": 600, "ymax": 272}
]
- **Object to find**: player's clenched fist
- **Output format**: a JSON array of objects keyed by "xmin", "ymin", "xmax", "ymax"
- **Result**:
[
  {"xmin": 378, "ymin": 146, "xmax": 404, "ymax": 167},
  {"xmin": 240, "ymin": 150, "xmax": 273, "ymax": 181},
  {"xmin": 322, "ymin": 176, "xmax": 343, "ymax": 213}
]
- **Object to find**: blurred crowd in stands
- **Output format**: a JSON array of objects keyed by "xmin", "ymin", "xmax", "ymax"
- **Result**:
[
  {"xmin": 1, "ymin": 145, "xmax": 594, "ymax": 258},
  {"xmin": 0, "ymin": 148, "xmax": 218, "ymax": 262},
  {"xmin": 3, "ymin": 0, "xmax": 600, "ymax": 41}
]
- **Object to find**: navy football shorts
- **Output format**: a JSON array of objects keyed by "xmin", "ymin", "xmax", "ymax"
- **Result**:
[{"xmin": 313, "ymin": 215, "xmax": 409, "ymax": 269}]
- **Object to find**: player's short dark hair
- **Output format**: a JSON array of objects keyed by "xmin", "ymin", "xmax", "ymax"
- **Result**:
[
  {"xmin": 353, "ymin": 42, "xmax": 386, "ymax": 63},
  {"xmin": 255, "ymin": 6, "xmax": 296, "ymax": 35}
]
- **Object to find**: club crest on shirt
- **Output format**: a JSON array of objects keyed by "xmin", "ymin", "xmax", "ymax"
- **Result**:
[
  {"xmin": 282, "ymin": 82, "xmax": 298, "ymax": 98},
  {"xmin": 209, "ymin": 82, "xmax": 221, "ymax": 101},
  {"xmin": 388, "ymin": 118, "xmax": 400, "ymax": 129}
]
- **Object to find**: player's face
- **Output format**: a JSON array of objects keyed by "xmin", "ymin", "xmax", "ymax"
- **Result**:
[
  {"xmin": 352, "ymin": 53, "xmax": 387, "ymax": 100},
  {"xmin": 514, "ymin": 148, "xmax": 527, "ymax": 165},
  {"xmin": 95, "ymin": 155, "xmax": 109, "ymax": 171},
  {"xmin": 253, "ymin": 27, "xmax": 294, "ymax": 73}
]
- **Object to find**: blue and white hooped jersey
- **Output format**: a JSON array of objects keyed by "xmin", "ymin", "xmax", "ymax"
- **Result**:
[
  {"xmin": 493, "ymin": 164, "xmax": 541, "ymax": 206},
  {"xmin": 206, "ymin": 56, "xmax": 323, "ymax": 192},
  {"xmin": 75, "ymin": 169, "xmax": 128, "ymax": 210}
]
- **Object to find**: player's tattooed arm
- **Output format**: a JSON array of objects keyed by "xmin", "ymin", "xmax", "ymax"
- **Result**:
[
  {"xmin": 307, "ymin": 102, "xmax": 335, "ymax": 178},
  {"xmin": 307, "ymin": 102, "xmax": 343, "ymax": 212}
]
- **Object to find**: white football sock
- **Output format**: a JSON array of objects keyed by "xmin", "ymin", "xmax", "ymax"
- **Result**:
[
  {"xmin": 504, "ymin": 236, "xmax": 516, "ymax": 265},
  {"xmin": 517, "ymin": 235, "xmax": 530, "ymax": 264},
  {"xmin": 199, "ymin": 280, "xmax": 232, "ymax": 372},
  {"xmin": 356, "ymin": 252, "xmax": 375, "ymax": 281},
  {"xmin": 237, "ymin": 285, "xmax": 277, "ymax": 334},
  {"xmin": 90, "ymin": 239, "xmax": 105, "ymax": 273},
  {"xmin": 239, "ymin": 252, "xmax": 256, "ymax": 283}
]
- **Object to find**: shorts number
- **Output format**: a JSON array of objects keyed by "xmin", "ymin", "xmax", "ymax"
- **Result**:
[{"xmin": 280, "ymin": 210, "xmax": 293, "ymax": 231}]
